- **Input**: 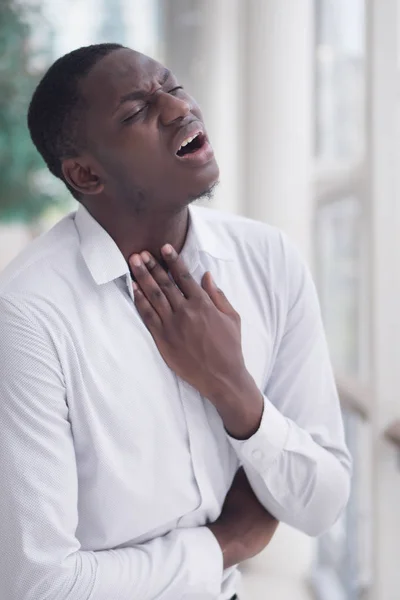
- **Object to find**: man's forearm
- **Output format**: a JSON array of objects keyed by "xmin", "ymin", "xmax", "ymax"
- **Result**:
[
  {"xmin": 3, "ymin": 528, "xmax": 223, "ymax": 600},
  {"xmin": 206, "ymin": 467, "xmax": 279, "ymax": 570},
  {"xmin": 228, "ymin": 398, "xmax": 351, "ymax": 537}
]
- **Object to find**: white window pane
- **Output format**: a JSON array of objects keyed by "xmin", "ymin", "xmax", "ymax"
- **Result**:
[
  {"xmin": 315, "ymin": 0, "xmax": 366, "ymax": 165},
  {"xmin": 314, "ymin": 195, "xmax": 373, "ymax": 599},
  {"xmin": 312, "ymin": 410, "xmax": 372, "ymax": 600},
  {"xmin": 40, "ymin": 0, "xmax": 161, "ymax": 59},
  {"xmin": 316, "ymin": 196, "xmax": 362, "ymax": 376}
]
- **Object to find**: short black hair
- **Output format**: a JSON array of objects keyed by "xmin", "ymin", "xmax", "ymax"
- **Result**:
[{"xmin": 28, "ymin": 43, "xmax": 124, "ymax": 200}]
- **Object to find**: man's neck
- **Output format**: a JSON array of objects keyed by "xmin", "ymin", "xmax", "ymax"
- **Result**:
[{"xmin": 83, "ymin": 202, "xmax": 190, "ymax": 268}]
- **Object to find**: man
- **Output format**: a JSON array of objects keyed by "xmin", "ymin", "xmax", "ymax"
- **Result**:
[{"xmin": 0, "ymin": 43, "xmax": 351, "ymax": 599}]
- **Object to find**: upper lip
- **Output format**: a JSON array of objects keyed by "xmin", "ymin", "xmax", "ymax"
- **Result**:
[{"xmin": 173, "ymin": 120, "xmax": 206, "ymax": 155}]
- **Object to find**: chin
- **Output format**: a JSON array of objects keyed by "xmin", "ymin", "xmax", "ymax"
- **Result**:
[
  {"xmin": 156, "ymin": 160, "xmax": 220, "ymax": 213},
  {"xmin": 185, "ymin": 160, "xmax": 220, "ymax": 204},
  {"xmin": 188, "ymin": 180, "xmax": 219, "ymax": 205}
]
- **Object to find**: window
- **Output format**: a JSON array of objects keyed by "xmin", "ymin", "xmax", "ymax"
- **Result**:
[
  {"xmin": 312, "ymin": 1, "xmax": 372, "ymax": 599},
  {"xmin": 315, "ymin": 0, "xmax": 365, "ymax": 167},
  {"xmin": 316, "ymin": 196, "xmax": 363, "ymax": 376}
]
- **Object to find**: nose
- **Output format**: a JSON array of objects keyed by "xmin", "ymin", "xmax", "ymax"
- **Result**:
[{"xmin": 156, "ymin": 90, "xmax": 191, "ymax": 126}]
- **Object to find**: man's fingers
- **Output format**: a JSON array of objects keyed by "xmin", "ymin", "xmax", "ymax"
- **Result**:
[
  {"xmin": 161, "ymin": 244, "xmax": 203, "ymax": 299},
  {"xmin": 129, "ymin": 254, "xmax": 172, "ymax": 320},
  {"xmin": 132, "ymin": 282, "xmax": 162, "ymax": 331},
  {"xmin": 201, "ymin": 272, "xmax": 237, "ymax": 315},
  {"xmin": 140, "ymin": 251, "xmax": 184, "ymax": 311}
]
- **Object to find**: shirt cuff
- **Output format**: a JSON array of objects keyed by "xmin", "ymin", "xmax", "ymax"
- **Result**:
[
  {"xmin": 180, "ymin": 526, "xmax": 224, "ymax": 598},
  {"xmin": 227, "ymin": 395, "xmax": 290, "ymax": 475}
]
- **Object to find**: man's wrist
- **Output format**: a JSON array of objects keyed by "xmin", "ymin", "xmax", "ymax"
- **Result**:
[{"xmin": 207, "ymin": 370, "xmax": 264, "ymax": 440}]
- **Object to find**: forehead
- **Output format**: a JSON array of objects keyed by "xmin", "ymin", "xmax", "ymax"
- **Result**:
[{"xmin": 81, "ymin": 48, "xmax": 168, "ymax": 112}]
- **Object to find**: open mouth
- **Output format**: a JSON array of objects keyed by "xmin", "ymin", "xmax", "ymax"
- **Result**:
[{"xmin": 176, "ymin": 132, "xmax": 206, "ymax": 157}]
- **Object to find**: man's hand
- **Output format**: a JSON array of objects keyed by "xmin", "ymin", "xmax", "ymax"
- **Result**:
[
  {"xmin": 207, "ymin": 467, "xmax": 279, "ymax": 569},
  {"xmin": 129, "ymin": 245, "xmax": 264, "ymax": 439}
]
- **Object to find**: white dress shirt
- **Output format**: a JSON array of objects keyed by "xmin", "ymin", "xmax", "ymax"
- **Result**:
[{"xmin": 0, "ymin": 203, "xmax": 351, "ymax": 600}]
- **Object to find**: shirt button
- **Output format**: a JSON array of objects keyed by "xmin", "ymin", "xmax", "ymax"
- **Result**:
[{"xmin": 252, "ymin": 449, "xmax": 264, "ymax": 461}]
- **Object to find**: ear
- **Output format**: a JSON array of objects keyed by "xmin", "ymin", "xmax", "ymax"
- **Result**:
[{"xmin": 61, "ymin": 157, "xmax": 104, "ymax": 196}]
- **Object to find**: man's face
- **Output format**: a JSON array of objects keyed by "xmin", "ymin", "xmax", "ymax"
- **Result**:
[{"xmin": 76, "ymin": 48, "xmax": 219, "ymax": 210}]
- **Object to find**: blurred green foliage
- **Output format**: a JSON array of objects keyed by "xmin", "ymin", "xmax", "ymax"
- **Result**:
[{"xmin": 0, "ymin": 0, "xmax": 65, "ymax": 223}]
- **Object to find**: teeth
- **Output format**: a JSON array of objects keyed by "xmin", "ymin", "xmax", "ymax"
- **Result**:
[{"xmin": 179, "ymin": 132, "xmax": 199, "ymax": 150}]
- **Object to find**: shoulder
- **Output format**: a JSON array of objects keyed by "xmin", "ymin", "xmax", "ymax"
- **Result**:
[
  {"xmin": 0, "ymin": 211, "xmax": 79, "ymax": 312},
  {"xmin": 191, "ymin": 204, "xmax": 283, "ymax": 253},
  {"xmin": 191, "ymin": 204, "xmax": 305, "ymax": 277}
]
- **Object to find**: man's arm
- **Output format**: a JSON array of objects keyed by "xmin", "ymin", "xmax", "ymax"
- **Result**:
[
  {"xmin": 213, "ymin": 234, "xmax": 352, "ymax": 536},
  {"xmin": 0, "ymin": 297, "xmax": 223, "ymax": 600},
  {"xmin": 207, "ymin": 468, "xmax": 279, "ymax": 569}
]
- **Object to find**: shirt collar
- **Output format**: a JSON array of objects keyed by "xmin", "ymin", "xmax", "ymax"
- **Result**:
[{"xmin": 74, "ymin": 203, "xmax": 233, "ymax": 286}]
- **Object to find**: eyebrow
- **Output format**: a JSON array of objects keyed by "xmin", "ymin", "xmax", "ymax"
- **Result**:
[{"xmin": 113, "ymin": 68, "xmax": 171, "ymax": 114}]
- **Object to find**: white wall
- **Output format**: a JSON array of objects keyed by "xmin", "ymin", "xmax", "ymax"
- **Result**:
[{"xmin": 368, "ymin": 0, "xmax": 400, "ymax": 598}]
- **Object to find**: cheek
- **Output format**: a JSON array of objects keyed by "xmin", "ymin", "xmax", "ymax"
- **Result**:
[
  {"xmin": 118, "ymin": 130, "xmax": 165, "ymax": 165},
  {"xmin": 98, "ymin": 135, "xmax": 145, "ymax": 172},
  {"xmin": 93, "ymin": 126, "xmax": 179, "ymax": 189},
  {"xmin": 104, "ymin": 147, "xmax": 168, "ymax": 193}
]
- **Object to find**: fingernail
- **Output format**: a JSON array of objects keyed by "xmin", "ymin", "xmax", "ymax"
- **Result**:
[
  {"xmin": 162, "ymin": 244, "xmax": 173, "ymax": 256},
  {"xmin": 132, "ymin": 280, "xmax": 138, "ymax": 290},
  {"xmin": 141, "ymin": 252, "xmax": 150, "ymax": 264},
  {"xmin": 131, "ymin": 254, "xmax": 141, "ymax": 267}
]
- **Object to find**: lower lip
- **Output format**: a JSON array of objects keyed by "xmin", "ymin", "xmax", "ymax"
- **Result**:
[{"xmin": 175, "ymin": 140, "xmax": 215, "ymax": 166}]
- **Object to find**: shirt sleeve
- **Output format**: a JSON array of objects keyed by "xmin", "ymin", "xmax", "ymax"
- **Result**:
[
  {"xmin": 228, "ymin": 234, "xmax": 352, "ymax": 537},
  {"xmin": 0, "ymin": 297, "xmax": 223, "ymax": 600}
]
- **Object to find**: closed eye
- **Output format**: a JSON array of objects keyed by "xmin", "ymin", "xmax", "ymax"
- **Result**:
[
  {"xmin": 122, "ymin": 105, "xmax": 147, "ymax": 123},
  {"xmin": 122, "ymin": 87, "xmax": 184, "ymax": 123},
  {"xmin": 168, "ymin": 86, "xmax": 184, "ymax": 95}
]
